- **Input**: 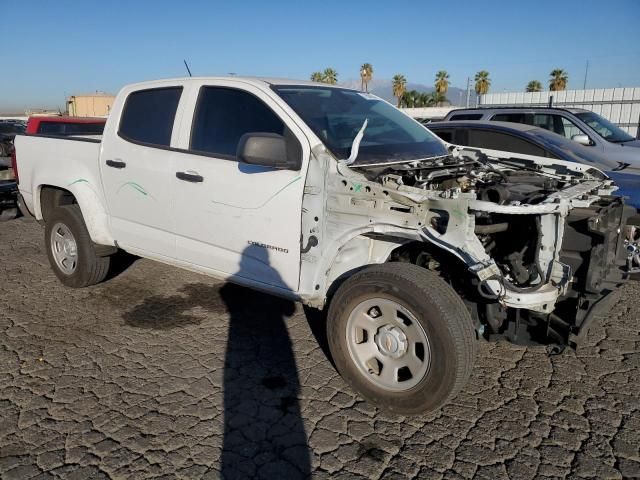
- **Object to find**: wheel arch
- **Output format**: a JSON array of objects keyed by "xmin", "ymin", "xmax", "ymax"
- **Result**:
[
  {"xmin": 37, "ymin": 183, "xmax": 115, "ymax": 246},
  {"xmin": 324, "ymin": 234, "xmax": 413, "ymax": 299}
]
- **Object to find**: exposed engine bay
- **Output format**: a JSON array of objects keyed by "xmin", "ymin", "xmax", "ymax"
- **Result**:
[{"xmin": 321, "ymin": 146, "xmax": 638, "ymax": 350}]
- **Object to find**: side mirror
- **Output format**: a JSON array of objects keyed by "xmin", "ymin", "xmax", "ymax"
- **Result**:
[
  {"xmin": 236, "ymin": 132, "xmax": 301, "ymax": 170},
  {"xmin": 571, "ymin": 134, "xmax": 592, "ymax": 146}
]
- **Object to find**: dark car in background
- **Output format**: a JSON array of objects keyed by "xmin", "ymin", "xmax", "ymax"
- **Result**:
[
  {"xmin": 427, "ymin": 120, "xmax": 640, "ymax": 209},
  {"xmin": 0, "ymin": 121, "xmax": 26, "ymax": 157},
  {"xmin": 442, "ymin": 107, "xmax": 640, "ymax": 167}
]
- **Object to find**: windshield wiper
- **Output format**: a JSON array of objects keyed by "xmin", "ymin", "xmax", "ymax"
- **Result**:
[{"xmin": 340, "ymin": 119, "xmax": 368, "ymax": 166}]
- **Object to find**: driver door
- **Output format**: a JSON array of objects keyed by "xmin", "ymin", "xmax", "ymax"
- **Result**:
[{"xmin": 171, "ymin": 82, "xmax": 310, "ymax": 291}]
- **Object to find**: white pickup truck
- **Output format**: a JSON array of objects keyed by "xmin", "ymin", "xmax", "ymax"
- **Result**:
[{"xmin": 14, "ymin": 77, "xmax": 636, "ymax": 414}]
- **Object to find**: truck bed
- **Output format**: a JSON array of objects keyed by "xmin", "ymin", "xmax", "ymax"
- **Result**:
[{"xmin": 14, "ymin": 134, "xmax": 102, "ymax": 216}]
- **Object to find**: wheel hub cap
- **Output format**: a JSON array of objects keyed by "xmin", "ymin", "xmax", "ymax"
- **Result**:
[
  {"xmin": 50, "ymin": 222, "xmax": 78, "ymax": 275},
  {"xmin": 346, "ymin": 298, "xmax": 431, "ymax": 392},
  {"xmin": 375, "ymin": 325, "xmax": 408, "ymax": 358}
]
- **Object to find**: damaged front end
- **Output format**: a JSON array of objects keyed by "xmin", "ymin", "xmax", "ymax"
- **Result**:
[{"xmin": 306, "ymin": 145, "xmax": 635, "ymax": 350}]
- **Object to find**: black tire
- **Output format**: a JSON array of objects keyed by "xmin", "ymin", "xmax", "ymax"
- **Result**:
[
  {"xmin": 327, "ymin": 263, "xmax": 476, "ymax": 415},
  {"xmin": 45, "ymin": 205, "xmax": 111, "ymax": 288}
]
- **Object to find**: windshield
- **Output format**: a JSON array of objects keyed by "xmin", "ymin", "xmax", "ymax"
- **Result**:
[
  {"xmin": 531, "ymin": 129, "xmax": 621, "ymax": 171},
  {"xmin": 272, "ymin": 86, "xmax": 447, "ymax": 164},
  {"xmin": 575, "ymin": 111, "xmax": 634, "ymax": 143}
]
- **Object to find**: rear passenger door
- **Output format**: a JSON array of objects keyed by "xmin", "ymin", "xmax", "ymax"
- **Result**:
[
  {"xmin": 100, "ymin": 85, "xmax": 184, "ymax": 258},
  {"xmin": 170, "ymin": 82, "xmax": 309, "ymax": 292}
]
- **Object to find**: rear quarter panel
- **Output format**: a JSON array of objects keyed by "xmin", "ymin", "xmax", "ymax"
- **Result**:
[{"xmin": 15, "ymin": 135, "xmax": 115, "ymax": 245}]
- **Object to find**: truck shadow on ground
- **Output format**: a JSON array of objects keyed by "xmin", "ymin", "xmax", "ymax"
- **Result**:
[
  {"xmin": 104, "ymin": 250, "xmax": 140, "ymax": 282},
  {"xmin": 121, "ymin": 245, "xmax": 312, "ymax": 478}
]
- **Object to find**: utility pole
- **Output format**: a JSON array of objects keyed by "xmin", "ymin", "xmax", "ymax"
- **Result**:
[
  {"xmin": 583, "ymin": 60, "xmax": 589, "ymax": 89},
  {"xmin": 466, "ymin": 77, "xmax": 471, "ymax": 107}
]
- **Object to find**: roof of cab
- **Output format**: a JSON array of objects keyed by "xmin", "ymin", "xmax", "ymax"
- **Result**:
[
  {"xmin": 448, "ymin": 106, "xmax": 590, "ymax": 115},
  {"xmin": 124, "ymin": 76, "xmax": 353, "ymax": 90}
]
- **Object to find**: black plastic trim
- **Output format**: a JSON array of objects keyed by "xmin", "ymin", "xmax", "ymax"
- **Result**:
[{"xmin": 15, "ymin": 133, "xmax": 101, "ymax": 144}]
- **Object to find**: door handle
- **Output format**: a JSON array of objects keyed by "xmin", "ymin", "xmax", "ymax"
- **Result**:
[
  {"xmin": 106, "ymin": 159, "xmax": 127, "ymax": 169},
  {"xmin": 176, "ymin": 171, "xmax": 204, "ymax": 183}
]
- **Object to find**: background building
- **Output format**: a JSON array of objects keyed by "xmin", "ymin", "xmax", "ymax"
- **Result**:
[{"xmin": 66, "ymin": 92, "xmax": 114, "ymax": 117}]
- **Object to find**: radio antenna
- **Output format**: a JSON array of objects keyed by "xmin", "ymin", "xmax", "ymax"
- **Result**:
[{"xmin": 183, "ymin": 60, "xmax": 193, "ymax": 77}]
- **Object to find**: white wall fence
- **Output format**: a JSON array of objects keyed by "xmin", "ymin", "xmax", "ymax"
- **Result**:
[
  {"xmin": 400, "ymin": 107, "xmax": 459, "ymax": 120},
  {"xmin": 480, "ymin": 87, "xmax": 640, "ymax": 137}
]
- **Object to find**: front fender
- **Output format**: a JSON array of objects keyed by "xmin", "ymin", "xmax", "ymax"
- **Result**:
[{"xmin": 324, "ymin": 233, "xmax": 409, "ymax": 292}]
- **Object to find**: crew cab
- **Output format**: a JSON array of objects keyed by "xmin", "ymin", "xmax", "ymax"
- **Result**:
[{"xmin": 13, "ymin": 77, "xmax": 637, "ymax": 414}]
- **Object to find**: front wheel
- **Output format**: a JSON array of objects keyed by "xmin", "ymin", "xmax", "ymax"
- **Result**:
[
  {"xmin": 45, "ymin": 205, "xmax": 111, "ymax": 288},
  {"xmin": 327, "ymin": 263, "xmax": 476, "ymax": 415}
]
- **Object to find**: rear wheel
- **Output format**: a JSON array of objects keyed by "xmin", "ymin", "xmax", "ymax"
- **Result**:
[
  {"xmin": 45, "ymin": 205, "xmax": 111, "ymax": 287},
  {"xmin": 327, "ymin": 263, "xmax": 476, "ymax": 415}
]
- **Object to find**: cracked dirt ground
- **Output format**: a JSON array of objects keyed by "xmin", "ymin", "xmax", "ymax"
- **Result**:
[{"xmin": 1, "ymin": 218, "xmax": 639, "ymax": 479}]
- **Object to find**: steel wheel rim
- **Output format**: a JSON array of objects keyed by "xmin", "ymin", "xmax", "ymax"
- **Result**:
[
  {"xmin": 50, "ymin": 222, "xmax": 78, "ymax": 275},
  {"xmin": 346, "ymin": 297, "xmax": 431, "ymax": 392}
]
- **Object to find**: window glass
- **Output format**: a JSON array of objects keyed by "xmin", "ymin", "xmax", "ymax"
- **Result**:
[
  {"xmin": 558, "ymin": 117, "xmax": 587, "ymax": 140},
  {"xmin": 449, "ymin": 113, "xmax": 483, "ymax": 121},
  {"xmin": 491, "ymin": 113, "xmax": 528, "ymax": 124},
  {"xmin": 575, "ymin": 111, "xmax": 634, "ymax": 142},
  {"xmin": 191, "ymin": 87, "xmax": 285, "ymax": 158},
  {"xmin": 430, "ymin": 129, "xmax": 454, "ymax": 143},
  {"xmin": 0, "ymin": 122, "xmax": 25, "ymax": 134},
  {"xmin": 39, "ymin": 122, "xmax": 105, "ymax": 135},
  {"xmin": 273, "ymin": 86, "xmax": 447, "ymax": 164},
  {"xmin": 532, "ymin": 114, "xmax": 555, "ymax": 132},
  {"xmin": 466, "ymin": 129, "xmax": 546, "ymax": 156},
  {"xmin": 119, "ymin": 87, "xmax": 182, "ymax": 146}
]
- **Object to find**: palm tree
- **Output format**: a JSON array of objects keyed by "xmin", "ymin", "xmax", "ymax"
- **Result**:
[
  {"xmin": 434, "ymin": 70, "xmax": 450, "ymax": 106},
  {"xmin": 526, "ymin": 80, "xmax": 543, "ymax": 92},
  {"xmin": 360, "ymin": 63, "xmax": 373, "ymax": 92},
  {"xmin": 323, "ymin": 68, "xmax": 338, "ymax": 85},
  {"xmin": 392, "ymin": 74, "xmax": 407, "ymax": 107},
  {"xmin": 400, "ymin": 90, "xmax": 440, "ymax": 108},
  {"xmin": 418, "ymin": 92, "xmax": 432, "ymax": 107},
  {"xmin": 431, "ymin": 91, "xmax": 447, "ymax": 106},
  {"xmin": 310, "ymin": 72, "xmax": 324, "ymax": 82},
  {"xmin": 549, "ymin": 69, "xmax": 568, "ymax": 91},
  {"xmin": 400, "ymin": 90, "xmax": 417, "ymax": 108},
  {"xmin": 474, "ymin": 70, "xmax": 491, "ymax": 96}
]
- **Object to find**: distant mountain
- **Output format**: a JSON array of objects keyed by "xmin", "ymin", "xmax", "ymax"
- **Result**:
[{"xmin": 339, "ymin": 78, "xmax": 470, "ymax": 106}]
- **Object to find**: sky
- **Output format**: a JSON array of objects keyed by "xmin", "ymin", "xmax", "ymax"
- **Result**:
[{"xmin": 2, "ymin": 0, "xmax": 640, "ymax": 111}]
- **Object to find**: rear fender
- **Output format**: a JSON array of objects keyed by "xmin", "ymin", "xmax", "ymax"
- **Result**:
[{"xmin": 36, "ymin": 182, "xmax": 115, "ymax": 246}]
